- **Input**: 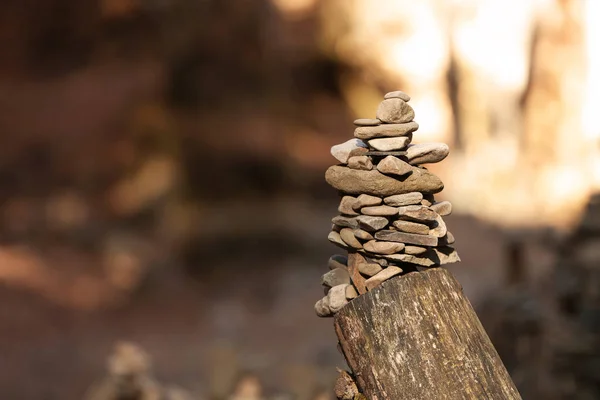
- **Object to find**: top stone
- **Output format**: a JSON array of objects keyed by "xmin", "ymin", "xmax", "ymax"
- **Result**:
[
  {"xmin": 354, "ymin": 118, "xmax": 381, "ymax": 127},
  {"xmin": 376, "ymin": 98, "xmax": 415, "ymax": 124},
  {"xmin": 384, "ymin": 90, "xmax": 411, "ymax": 102}
]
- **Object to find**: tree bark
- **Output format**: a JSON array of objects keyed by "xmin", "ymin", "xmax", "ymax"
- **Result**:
[{"xmin": 334, "ymin": 268, "xmax": 521, "ymax": 400}]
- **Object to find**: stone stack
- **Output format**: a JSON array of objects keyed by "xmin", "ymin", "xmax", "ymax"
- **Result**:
[{"xmin": 316, "ymin": 91, "xmax": 460, "ymax": 318}]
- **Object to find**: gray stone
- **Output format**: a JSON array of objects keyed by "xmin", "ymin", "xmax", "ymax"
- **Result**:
[
  {"xmin": 393, "ymin": 219, "xmax": 430, "ymax": 235},
  {"xmin": 358, "ymin": 262, "xmax": 383, "ymax": 277},
  {"xmin": 365, "ymin": 266, "xmax": 403, "ymax": 291},
  {"xmin": 354, "ymin": 118, "xmax": 381, "ymax": 126},
  {"xmin": 352, "ymin": 194, "xmax": 382, "ymax": 210},
  {"xmin": 404, "ymin": 245, "xmax": 428, "ymax": 255},
  {"xmin": 384, "ymin": 192, "xmax": 423, "ymax": 206},
  {"xmin": 375, "ymin": 230, "xmax": 438, "ymax": 246},
  {"xmin": 397, "ymin": 205, "xmax": 438, "ymax": 222},
  {"xmin": 328, "ymin": 231, "xmax": 349, "ymax": 249},
  {"xmin": 325, "ymin": 166, "xmax": 444, "ymax": 196},
  {"xmin": 328, "ymin": 254, "xmax": 348, "ymax": 270},
  {"xmin": 384, "ymin": 90, "xmax": 411, "ymax": 101},
  {"xmin": 315, "ymin": 296, "xmax": 332, "ymax": 317},
  {"xmin": 331, "ymin": 139, "xmax": 368, "ymax": 164},
  {"xmin": 429, "ymin": 215, "xmax": 447, "ymax": 238},
  {"xmin": 430, "ymin": 200, "xmax": 452, "ymax": 216},
  {"xmin": 356, "ymin": 215, "xmax": 389, "ymax": 232},
  {"xmin": 376, "ymin": 155, "xmax": 412, "ymax": 177},
  {"xmin": 332, "ymin": 215, "xmax": 359, "ymax": 229},
  {"xmin": 433, "ymin": 246, "xmax": 460, "ymax": 265},
  {"xmin": 384, "ymin": 253, "xmax": 436, "ymax": 267},
  {"xmin": 360, "ymin": 205, "xmax": 398, "ymax": 216},
  {"xmin": 322, "ymin": 268, "xmax": 350, "ymax": 287},
  {"xmin": 354, "ymin": 122, "xmax": 419, "ymax": 140},
  {"xmin": 368, "ymin": 135, "xmax": 412, "ymax": 151},
  {"xmin": 376, "ymin": 99, "xmax": 415, "ymax": 124},
  {"xmin": 328, "ymin": 285, "xmax": 350, "ymax": 312},
  {"xmin": 406, "ymin": 143, "xmax": 449, "ymax": 165},
  {"xmin": 347, "ymin": 155, "xmax": 373, "ymax": 170},
  {"xmin": 353, "ymin": 229, "xmax": 373, "ymax": 240},
  {"xmin": 338, "ymin": 196, "xmax": 359, "ymax": 216},
  {"xmin": 340, "ymin": 228, "xmax": 363, "ymax": 249},
  {"xmin": 363, "ymin": 240, "xmax": 405, "ymax": 255},
  {"xmin": 345, "ymin": 285, "xmax": 359, "ymax": 299}
]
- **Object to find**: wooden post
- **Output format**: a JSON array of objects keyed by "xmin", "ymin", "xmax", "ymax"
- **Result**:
[{"xmin": 334, "ymin": 268, "xmax": 521, "ymax": 400}]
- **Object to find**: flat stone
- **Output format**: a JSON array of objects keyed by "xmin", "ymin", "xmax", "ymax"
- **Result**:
[
  {"xmin": 328, "ymin": 254, "xmax": 348, "ymax": 270},
  {"xmin": 384, "ymin": 192, "xmax": 423, "ymax": 206},
  {"xmin": 371, "ymin": 257, "xmax": 388, "ymax": 267},
  {"xmin": 352, "ymin": 194, "xmax": 382, "ymax": 210},
  {"xmin": 353, "ymin": 229, "xmax": 373, "ymax": 240},
  {"xmin": 397, "ymin": 205, "xmax": 438, "ymax": 222},
  {"xmin": 354, "ymin": 118, "xmax": 381, "ymax": 126},
  {"xmin": 328, "ymin": 231, "xmax": 349, "ymax": 249},
  {"xmin": 376, "ymin": 155, "xmax": 412, "ymax": 177},
  {"xmin": 429, "ymin": 215, "xmax": 447, "ymax": 238},
  {"xmin": 358, "ymin": 262, "xmax": 383, "ymax": 277},
  {"xmin": 363, "ymin": 240, "xmax": 405, "ymax": 255},
  {"xmin": 433, "ymin": 246, "xmax": 461, "ymax": 265},
  {"xmin": 360, "ymin": 205, "xmax": 398, "ymax": 216},
  {"xmin": 340, "ymin": 228, "xmax": 363, "ymax": 249},
  {"xmin": 439, "ymin": 231, "xmax": 455, "ymax": 245},
  {"xmin": 431, "ymin": 200, "xmax": 452, "ymax": 216},
  {"xmin": 368, "ymin": 135, "xmax": 412, "ymax": 151},
  {"xmin": 393, "ymin": 219, "xmax": 430, "ymax": 235},
  {"xmin": 356, "ymin": 215, "xmax": 389, "ymax": 232},
  {"xmin": 375, "ymin": 230, "xmax": 438, "ymax": 246},
  {"xmin": 331, "ymin": 139, "xmax": 368, "ymax": 164},
  {"xmin": 376, "ymin": 99, "xmax": 415, "ymax": 124},
  {"xmin": 315, "ymin": 296, "xmax": 332, "ymax": 317},
  {"xmin": 384, "ymin": 90, "xmax": 411, "ymax": 101},
  {"xmin": 347, "ymin": 252, "xmax": 368, "ymax": 294},
  {"xmin": 332, "ymin": 215, "xmax": 359, "ymax": 229},
  {"xmin": 421, "ymin": 193, "xmax": 435, "ymax": 207},
  {"xmin": 338, "ymin": 196, "xmax": 359, "ymax": 216},
  {"xmin": 328, "ymin": 284, "xmax": 349, "ymax": 312},
  {"xmin": 345, "ymin": 285, "xmax": 359, "ymax": 299},
  {"xmin": 347, "ymin": 156, "xmax": 373, "ymax": 170},
  {"xmin": 365, "ymin": 151, "xmax": 407, "ymax": 157},
  {"xmin": 404, "ymin": 245, "xmax": 428, "ymax": 255},
  {"xmin": 354, "ymin": 122, "xmax": 419, "ymax": 140},
  {"xmin": 406, "ymin": 143, "xmax": 449, "ymax": 165},
  {"xmin": 325, "ymin": 166, "xmax": 444, "ymax": 196},
  {"xmin": 322, "ymin": 268, "xmax": 350, "ymax": 287},
  {"xmin": 348, "ymin": 147, "xmax": 369, "ymax": 158},
  {"xmin": 384, "ymin": 253, "xmax": 436, "ymax": 267},
  {"xmin": 365, "ymin": 266, "xmax": 403, "ymax": 291}
]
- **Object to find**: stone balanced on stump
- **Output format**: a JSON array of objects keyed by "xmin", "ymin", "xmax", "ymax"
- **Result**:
[{"xmin": 316, "ymin": 90, "xmax": 460, "ymax": 318}]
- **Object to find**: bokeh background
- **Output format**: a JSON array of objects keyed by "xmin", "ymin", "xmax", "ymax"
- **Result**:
[{"xmin": 1, "ymin": 0, "xmax": 600, "ymax": 398}]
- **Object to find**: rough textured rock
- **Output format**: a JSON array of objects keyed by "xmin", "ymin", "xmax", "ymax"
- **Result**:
[
  {"xmin": 332, "ymin": 215, "xmax": 359, "ymax": 229},
  {"xmin": 433, "ymin": 246, "xmax": 461, "ymax": 265},
  {"xmin": 384, "ymin": 90, "xmax": 411, "ymax": 101},
  {"xmin": 397, "ymin": 205, "xmax": 438, "ymax": 222},
  {"xmin": 356, "ymin": 215, "xmax": 389, "ymax": 232},
  {"xmin": 429, "ymin": 215, "xmax": 448, "ymax": 238},
  {"xmin": 328, "ymin": 284, "xmax": 349, "ymax": 312},
  {"xmin": 364, "ymin": 240, "xmax": 405, "ymax": 255},
  {"xmin": 322, "ymin": 268, "xmax": 351, "ymax": 287},
  {"xmin": 431, "ymin": 200, "xmax": 452, "ymax": 216},
  {"xmin": 371, "ymin": 258, "xmax": 388, "ymax": 267},
  {"xmin": 348, "ymin": 147, "xmax": 370, "ymax": 158},
  {"xmin": 331, "ymin": 139, "xmax": 369, "ymax": 164},
  {"xmin": 406, "ymin": 143, "xmax": 449, "ymax": 165},
  {"xmin": 345, "ymin": 285, "xmax": 359, "ymax": 300},
  {"xmin": 338, "ymin": 196, "xmax": 359, "ymax": 216},
  {"xmin": 328, "ymin": 231, "xmax": 349, "ymax": 249},
  {"xmin": 376, "ymin": 98, "xmax": 415, "ymax": 124},
  {"xmin": 347, "ymin": 252, "xmax": 368, "ymax": 294},
  {"xmin": 334, "ymin": 369, "xmax": 361, "ymax": 400},
  {"xmin": 325, "ymin": 166, "xmax": 444, "ymax": 196},
  {"xmin": 365, "ymin": 266, "xmax": 403, "ymax": 290},
  {"xmin": 314, "ymin": 296, "xmax": 332, "ymax": 317},
  {"xmin": 384, "ymin": 192, "xmax": 423, "ymax": 206},
  {"xmin": 328, "ymin": 254, "xmax": 348, "ymax": 270},
  {"xmin": 352, "ymin": 194, "xmax": 382, "ymax": 210},
  {"xmin": 354, "ymin": 118, "xmax": 381, "ymax": 126},
  {"xmin": 376, "ymin": 155, "xmax": 412, "ymax": 177},
  {"xmin": 375, "ymin": 230, "xmax": 438, "ymax": 247},
  {"xmin": 354, "ymin": 122, "xmax": 419, "ymax": 140},
  {"xmin": 347, "ymin": 155, "xmax": 373, "ymax": 170},
  {"xmin": 393, "ymin": 219, "xmax": 430, "ymax": 235},
  {"xmin": 365, "ymin": 151, "xmax": 407, "ymax": 157},
  {"xmin": 358, "ymin": 262, "xmax": 383, "ymax": 277},
  {"xmin": 404, "ymin": 245, "xmax": 428, "ymax": 255},
  {"xmin": 384, "ymin": 253, "xmax": 436, "ymax": 267},
  {"xmin": 368, "ymin": 136, "xmax": 411, "ymax": 151},
  {"xmin": 340, "ymin": 228, "xmax": 363, "ymax": 249},
  {"xmin": 360, "ymin": 205, "xmax": 398, "ymax": 216},
  {"xmin": 353, "ymin": 229, "xmax": 374, "ymax": 241}
]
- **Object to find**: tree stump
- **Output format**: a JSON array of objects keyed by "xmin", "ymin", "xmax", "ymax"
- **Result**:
[{"xmin": 334, "ymin": 268, "xmax": 521, "ymax": 400}]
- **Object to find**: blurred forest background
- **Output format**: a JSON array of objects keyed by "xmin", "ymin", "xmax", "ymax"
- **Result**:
[{"xmin": 0, "ymin": 0, "xmax": 599, "ymax": 399}]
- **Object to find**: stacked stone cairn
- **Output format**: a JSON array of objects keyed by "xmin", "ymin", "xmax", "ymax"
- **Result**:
[{"xmin": 316, "ymin": 90, "xmax": 460, "ymax": 318}]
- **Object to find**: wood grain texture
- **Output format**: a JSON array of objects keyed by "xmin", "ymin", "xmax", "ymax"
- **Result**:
[{"xmin": 334, "ymin": 268, "xmax": 521, "ymax": 400}]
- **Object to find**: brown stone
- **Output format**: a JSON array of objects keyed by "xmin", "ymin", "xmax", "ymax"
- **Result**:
[
  {"xmin": 384, "ymin": 253, "xmax": 436, "ymax": 267},
  {"xmin": 384, "ymin": 90, "xmax": 411, "ymax": 101},
  {"xmin": 332, "ymin": 215, "xmax": 359, "ymax": 229},
  {"xmin": 325, "ymin": 166, "xmax": 444, "ymax": 196},
  {"xmin": 347, "ymin": 252, "xmax": 368, "ymax": 294},
  {"xmin": 363, "ymin": 240, "xmax": 405, "ymax": 255},
  {"xmin": 345, "ymin": 285, "xmax": 359, "ymax": 299},
  {"xmin": 328, "ymin": 284, "xmax": 350, "ymax": 312},
  {"xmin": 340, "ymin": 228, "xmax": 363, "ymax": 249},
  {"xmin": 338, "ymin": 196, "xmax": 359, "ymax": 216},
  {"xmin": 360, "ymin": 205, "xmax": 398, "ymax": 216},
  {"xmin": 371, "ymin": 257, "xmax": 388, "ymax": 267},
  {"xmin": 315, "ymin": 296, "xmax": 332, "ymax": 317},
  {"xmin": 433, "ymin": 246, "xmax": 461, "ymax": 265},
  {"xmin": 348, "ymin": 147, "xmax": 370, "ymax": 158},
  {"xmin": 376, "ymin": 99, "xmax": 415, "ymax": 124},
  {"xmin": 354, "ymin": 122, "xmax": 419, "ymax": 140},
  {"xmin": 430, "ymin": 200, "xmax": 452, "ymax": 216},
  {"xmin": 347, "ymin": 156, "xmax": 373, "ymax": 170},
  {"xmin": 358, "ymin": 262, "xmax": 383, "ymax": 277},
  {"xmin": 354, "ymin": 118, "xmax": 381, "ymax": 126},
  {"xmin": 429, "ymin": 215, "xmax": 448, "ymax": 238},
  {"xmin": 328, "ymin": 254, "xmax": 348, "ymax": 270},
  {"xmin": 375, "ymin": 230, "xmax": 438, "ymax": 246},
  {"xmin": 393, "ymin": 220, "xmax": 430, "ymax": 235},
  {"xmin": 406, "ymin": 143, "xmax": 449, "ymax": 165},
  {"xmin": 439, "ymin": 231, "xmax": 455, "ymax": 245},
  {"xmin": 365, "ymin": 266, "xmax": 403, "ymax": 291},
  {"xmin": 328, "ymin": 231, "xmax": 349, "ymax": 249},
  {"xmin": 404, "ymin": 245, "xmax": 428, "ymax": 255},
  {"xmin": 368, "ymin": 135, "xmax": 412, "ymax": 151},
  {"xmin": 356, "ymin": 215, "xmax": 389, "ymax": 232},
  {"xmin": 322, "ymin": 268, "xmax": 351, "ymax": 287},
  {"xmin": 384, "ymin": 192, "xmax": 423, "ymax": 206},
  {"xmin": 352, "ymin": 194, "xmax": 382, "ymax": 210},
  {"xmin": 397, "ymin": 205, "xmax": 438, "ymax": 222},
  {"xmin": 365, "ymin": 151, "xmax": 407, "ymax": 157},
  {"xmin": 331, "ymin": 139, "xmax": 369, "ymax": 163},
  {"xmin": 353, "ymin": 229, "xmax": 373, "ymax": 241},
  {"xmin": 376, "ymin": 155, "xmax": 412, "ymax": 177}
]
